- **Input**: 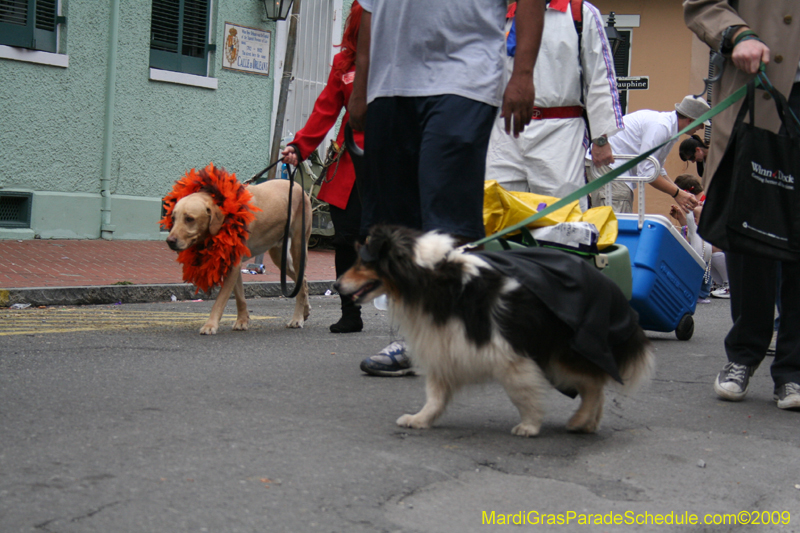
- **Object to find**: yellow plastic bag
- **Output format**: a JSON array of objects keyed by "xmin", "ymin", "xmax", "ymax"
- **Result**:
[
  {"xmin": 580, "ymin": 206, "xmax": 618, "ymax": 250},
  {"xmin": 483, "ymin": 181, "xmax": 618, "ymax": 249},
  {"xmin": 483, "ymin": 180, "xmax": 581, "ymax": 235}
]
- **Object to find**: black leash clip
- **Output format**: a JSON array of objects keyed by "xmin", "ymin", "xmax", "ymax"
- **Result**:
[{"xmin": 693, "ymin": 50, "xmax": 725, "ymax": 99}]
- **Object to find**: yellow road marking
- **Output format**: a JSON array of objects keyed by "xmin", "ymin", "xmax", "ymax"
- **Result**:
[{"xmin": 0, "ymin": 308, "xmax": 278, "ymax": 336}]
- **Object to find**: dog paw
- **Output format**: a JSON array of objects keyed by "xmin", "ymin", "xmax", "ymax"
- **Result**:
[
  {"xmin": 232, "ymin": 319, "xmax": 250, "ymax": 331},
  {"xmin": 396, "ymin": 414, "xmax": 430, "ymax": 429},
  {"xmin": 511, "ymin": 422, "xmax": 541, "ymax": 437},
  {"xmin": 286, "ymin": 318, "xmax": 304, "ymax": 328},
  {"xmin": 566, "ymin": 415, "xmax": 599, "ymax": 434},
  {"xmin": 199, "ymin": 323, "xmax": 218, "ymax": 335}
]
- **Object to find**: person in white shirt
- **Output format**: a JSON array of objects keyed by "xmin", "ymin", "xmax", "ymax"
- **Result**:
[{"xmin": 591, "ymin": 96, "xmax": 709, "ymax": 213}]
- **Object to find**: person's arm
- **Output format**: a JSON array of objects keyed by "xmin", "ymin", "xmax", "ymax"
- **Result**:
[
  {"xmin": 591, "ymin": 141, "xmax": 614, "ymax": 167},
  {"xmin": 684, "ymin": 0, "xmax": 769, "ymax": 74},
  {"xmin": 650, "ymin": 173, "xmax": 698, "ymax": 213},
  {"xmin": 684, "ymin": 211, "xmax": 711, "ymax": 262},
  {"xmin": 281, "ymin": 59, "xmax": 347, "ymax": 165},
  {"xmin": 730, "ymin": 28, "xmax": 770, "ymax": 74},
  {"xmin": 583, "ymin": 4, "xmax": 623, "ymax": 167},
  {"xmin": 683, "ymin": 0, "xmax": 747, "ymax": 50},
  {"xmin": 670, "ymin": 204, "xmax": 688, "ymax": 227},
  {"xmin": 637, "ymin": 123, "xmax": 698, "ymax": 212},
  {"xmin": 346, "ymin": 10, "xmax": 371, "ymax": 132},
  {"xmin": 501, "ymin": 0, "xmax": 545, "ymax": 137},
  {"xmin": 651, "ymin": 175, "xmax": 698, "ymax": 213}
]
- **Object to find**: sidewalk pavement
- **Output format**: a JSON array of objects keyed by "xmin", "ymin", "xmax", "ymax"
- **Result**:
[{"xmin": 0, "ymin": 239, "xmax": 337, "ymax": 307}]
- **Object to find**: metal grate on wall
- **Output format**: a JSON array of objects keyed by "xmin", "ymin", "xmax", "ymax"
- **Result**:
[{"xmin": 0, "ymin": 192, "xmax": 33, "ymax": 228}]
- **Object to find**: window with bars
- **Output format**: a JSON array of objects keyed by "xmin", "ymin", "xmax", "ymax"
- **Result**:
[
  {"xmin": 149, "ymin": 0, "xmax": 212, "ymax": 76},
  {"xmin": 0, "ymin": 0, "xmax": 59, "ymax": 53}
]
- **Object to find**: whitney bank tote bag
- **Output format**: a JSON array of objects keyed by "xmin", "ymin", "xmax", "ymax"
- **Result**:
[{"xmin": 698, "ymin": 79, "xmax": 800, "ymax": 262}]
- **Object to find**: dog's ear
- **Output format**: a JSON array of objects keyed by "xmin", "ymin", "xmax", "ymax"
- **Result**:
[
  {"xmin": 362, "ymin": 227, "xmax": 394, "ymax": 263},
  {"xmin": 207, "ymin": 203, "xmax": 225, "ymax": 235},
  {"xmin": 359, "ymin": 236, "xmax": 382, "ymax": 263}
]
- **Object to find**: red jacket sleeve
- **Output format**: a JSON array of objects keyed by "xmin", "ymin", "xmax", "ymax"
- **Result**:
[{"xmin": 290, "ymin": 54, "xmax": 347, "ymax": 160}]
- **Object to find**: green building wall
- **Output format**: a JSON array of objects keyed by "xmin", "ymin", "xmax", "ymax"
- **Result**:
[{"xmin": 0, "ymin": 0, "xmax": 281, "ymax": 240}]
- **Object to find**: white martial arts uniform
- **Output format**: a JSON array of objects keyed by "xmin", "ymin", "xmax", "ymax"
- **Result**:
[{"xmin": 485, "ymin": 0, "xmax": 623, "ymax": 210}]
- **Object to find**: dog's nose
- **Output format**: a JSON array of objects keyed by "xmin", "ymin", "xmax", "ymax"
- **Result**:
[
  {"xmin": 332, "ymin": 280, "xmax": 340, "ymax": 292},
  {"xmin": 166, "ymin": 235, "xmax": 179, "ymax": 251}
]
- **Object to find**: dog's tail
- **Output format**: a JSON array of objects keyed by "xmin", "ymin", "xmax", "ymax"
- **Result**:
[{"xmin": 614, "ymin": 328, "xmax": 655, "ymax": 394}]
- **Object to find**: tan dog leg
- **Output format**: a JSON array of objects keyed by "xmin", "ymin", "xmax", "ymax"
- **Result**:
[
  {"xmin": 200, "ymin": 267, "xmax": 242, "ymax": 335},
  {"xmin": 497, "ymin": 358, "xmax": 548, "ymax": 437},
  {"xmin": 231, "ymin": 272, "xmax": 250, "ymax": 331},
  {"xmin": 397, "ymin": 374, "xmax": 452, "ymax": 429},
  {"xmin": 267, "ymin": 243, "xmax": 310, "ymax": 328},
  {"xmin": 289, "ymin": 231, "xmax": 311, "ymax": 326},
  {"xmin": 566, "ymin": 377, "xmax": 606, "ymax": 434}
]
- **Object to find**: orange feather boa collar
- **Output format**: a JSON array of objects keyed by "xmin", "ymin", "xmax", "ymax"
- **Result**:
[{"xmin": 161, "ymin": 164, "xmax": 260, "ymax": 293}]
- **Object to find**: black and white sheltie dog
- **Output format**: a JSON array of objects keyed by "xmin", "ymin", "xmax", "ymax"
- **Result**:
[{"xmin": 334, "ymin": 225, "xmax": 654, "ymax": 436}]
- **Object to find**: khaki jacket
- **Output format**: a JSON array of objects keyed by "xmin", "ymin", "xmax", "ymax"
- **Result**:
[{"xmin": 683, "ymin": 0, "xmax": 800, "ymax": 185}]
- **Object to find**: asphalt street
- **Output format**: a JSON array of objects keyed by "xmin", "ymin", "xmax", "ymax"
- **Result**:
[{"xmin": 1, "ymin": 294, "xmax": 798, "ymax": 532}]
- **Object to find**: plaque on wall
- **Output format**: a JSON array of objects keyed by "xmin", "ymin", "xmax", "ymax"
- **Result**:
[{"xmin": 222, "ymin": 22, "xmax": 271, "ymax": 76}]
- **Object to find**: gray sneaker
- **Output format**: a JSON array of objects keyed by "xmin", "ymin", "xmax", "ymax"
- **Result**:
[
  {"xmin": 774, "ymin": 382, "xmax": 800, "ymax": 410},
  {"xmin": 360, "ymin": 341, "xmax": 414, "ymax": 377},
  {"xmin": 714, "ymin": 362, "xmax": 755, "ymax": 401}
]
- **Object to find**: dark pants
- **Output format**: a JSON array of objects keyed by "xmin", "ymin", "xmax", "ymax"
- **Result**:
[
  {"xmin": 725, "ymin": 252, "xmax": 800, "ymax": 386},
  {"xmin": 723, "ymin": 82, "xmax": 800, "ymax": 387},
  {"xmin": 329, "ymin": 183, "xmax": 362, "ymax": 278},
  {"xmin": 360, "ymin": 95, "xmax": 496, "ymax": 240}
]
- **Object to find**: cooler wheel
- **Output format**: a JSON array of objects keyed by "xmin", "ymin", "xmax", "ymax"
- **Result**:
[{"xmin": 675, "ymin": 313, "xmax": 694, "ymax": 341}]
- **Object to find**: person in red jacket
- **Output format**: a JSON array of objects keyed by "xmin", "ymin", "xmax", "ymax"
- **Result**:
[{"xmin": 281, "ymin": 2, "xmax": 365, "ymax": 333}]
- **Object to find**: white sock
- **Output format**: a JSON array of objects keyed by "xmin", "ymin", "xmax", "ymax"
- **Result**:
[{"xmin": 711, "ymin": 252, "xmax": 728, "ymax": 285}]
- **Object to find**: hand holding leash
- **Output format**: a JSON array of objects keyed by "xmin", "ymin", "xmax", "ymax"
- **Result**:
[
  {"xmin": 732, "ymin": 39, "xmax": 770, "ymax": 74},
  {"xmin": 281, "ymin": 145, "xmax": 300, "ymax": 167}
]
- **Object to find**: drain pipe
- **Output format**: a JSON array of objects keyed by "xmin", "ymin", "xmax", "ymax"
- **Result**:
[
  {"xmin": 267, "ymin": 0, "xmax": 302, "ymax": 180},
  {"xmin": 100, "ymin": 0, "xmax": 120, "ymax": 240}
]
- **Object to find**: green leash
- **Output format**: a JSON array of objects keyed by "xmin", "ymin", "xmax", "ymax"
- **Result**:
[{"xmin": 465, "ymin": 75, "xmax": 764, "ymax": 250}]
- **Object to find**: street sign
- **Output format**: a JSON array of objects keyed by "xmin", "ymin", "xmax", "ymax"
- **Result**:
[{"xmin": 617, "ymin": 76, "xmax": 649, "ymax": 91}]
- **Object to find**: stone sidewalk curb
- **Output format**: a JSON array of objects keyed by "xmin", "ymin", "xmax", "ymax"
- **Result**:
[{"xmin": 0, "ymin": 281, "xmax": 336, "ymax": 307}]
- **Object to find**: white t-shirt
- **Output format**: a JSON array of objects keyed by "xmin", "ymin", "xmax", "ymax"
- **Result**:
[
  {"xmin": 360, "ymin": 0, "xmax": 508, "ymax": 107},
  {"xmin": 606, "ymin": 109, "xmax": 679, "ymax": 188}
]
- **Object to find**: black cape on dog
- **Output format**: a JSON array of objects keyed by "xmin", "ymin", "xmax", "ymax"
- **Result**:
[{"xmin": 476, "ymin": 247, "xmax": 640, "ymax": 384}]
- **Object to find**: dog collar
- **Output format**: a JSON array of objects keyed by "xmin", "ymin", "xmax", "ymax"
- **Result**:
[{"xmin": 161, "ymin": 163, "xmax": 260, "ymax": 293}]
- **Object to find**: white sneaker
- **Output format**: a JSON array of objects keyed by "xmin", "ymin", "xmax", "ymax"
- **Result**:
[
  {"xmin": 711, "ymin": 283, "xmax": 730, "ymax": 299},
  {"xmin": 774, "ymin": 382, "xmax": 800, "ymax": 410}
]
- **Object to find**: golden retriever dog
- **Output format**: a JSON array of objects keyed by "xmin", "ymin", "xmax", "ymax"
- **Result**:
[
  {"xmin": 166, "ymin": 179, "xmax": 311, "ymax": 334},
  {"xmin": 335, "ymin": 225, "xmax": 653, "ymax": 436}
]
